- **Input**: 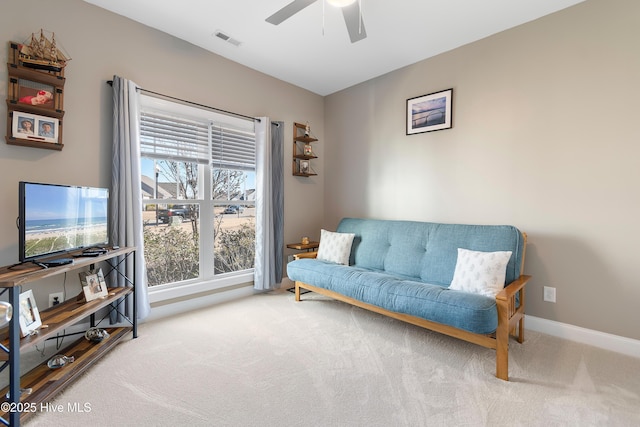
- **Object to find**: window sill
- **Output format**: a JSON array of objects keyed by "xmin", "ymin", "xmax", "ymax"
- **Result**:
[{"xmin": 148, "ymin": 271, "xmax": 254, "ymax": 304}]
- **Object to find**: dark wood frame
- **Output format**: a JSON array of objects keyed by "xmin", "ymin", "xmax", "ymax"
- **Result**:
[
  {"xmin": 8, "ymin": 74, "xmax": 64, "ymax": 113},
  {"xmin": 406, "ymin": 88, "xmax": 453, "ymax": 135}
]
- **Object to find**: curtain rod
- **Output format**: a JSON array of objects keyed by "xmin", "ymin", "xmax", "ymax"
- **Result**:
[{"xmin": 106, "ymin": 80, "xmax": 261, "ymax": 123}]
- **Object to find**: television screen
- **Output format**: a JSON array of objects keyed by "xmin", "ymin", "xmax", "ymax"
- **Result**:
[{"xmin": 19, "ymin": 182, "xmax": 109, "ymax": 262}]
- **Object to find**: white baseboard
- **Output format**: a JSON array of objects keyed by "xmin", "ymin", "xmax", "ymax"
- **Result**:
[
  {"xmin": 143, "ymin": 291, "xmax": 640, "ymax": 359},
  {"xmin": 145, "ymin": 285, "xmax": 255, "ymax": 322},
  {"xmin": 526, "ymin": 315, "xmax": 640, "ymax": 359}
]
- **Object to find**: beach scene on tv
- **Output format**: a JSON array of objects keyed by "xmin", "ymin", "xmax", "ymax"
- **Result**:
[{"xmin": 23, "ymin": 184, "xmax": 108, "ymax": 260}]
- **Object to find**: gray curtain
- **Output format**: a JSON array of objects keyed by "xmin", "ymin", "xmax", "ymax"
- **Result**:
[
  {"xmin": 110, "ymin": 75, "xmax": 151, "ymax": 320},
  {"xmin": 271, "ymin": 121, "xmax": 284, "ymax": 284},
  {"xmin": 254, "ymin": 119, "xmax": 284, "ymax": 290}
]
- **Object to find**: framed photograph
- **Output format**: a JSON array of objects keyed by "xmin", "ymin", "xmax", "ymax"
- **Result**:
[
  {"xmin": 96, "ymin": 268, "xmax": 107, "ymax": 291},
  {"xmin": 303, "ymin": 144, "xmax": 314, "ymax": 156},
  {"xmin": 299, "ymin": 160, "xmax": 310, "ymax": 174},
  {"xmin": 17, "ymin": 79, "xmax": 55, "ymax": 109},
  {"xmin": 19, "ymin": 289, "xmax": 42, "ymax": 337},
  {"xmin": 81, "ymin": 270, "xmax": 108, "ymax": 302},
  {"xmin": 11, "ymin": 111, "xmax": 59, "ymax": 144},
  {"xmin": 406, "ymin": 88, "xmax": 453, "ymax": 135},
  {"xmin": 7, "ymin": 75, "xmax": 64, "ymax": 112}
]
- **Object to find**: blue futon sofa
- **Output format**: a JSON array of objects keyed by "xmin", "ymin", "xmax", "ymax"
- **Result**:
[{"xmin": 286, "ymin": 218, "xmax": 530, "ymax": 380}]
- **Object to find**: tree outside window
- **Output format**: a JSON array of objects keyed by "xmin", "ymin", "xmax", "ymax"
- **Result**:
[{"xmin": 139, "ymin": 99, "xmax": 256, "ymax": 289}]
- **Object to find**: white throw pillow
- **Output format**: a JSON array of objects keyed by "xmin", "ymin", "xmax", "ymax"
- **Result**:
[
  {"xmin": 449, "ymin": 248, "xmax": 513, "ymax": 297},
  {"xmin": 316, "ymin": 229, "xmax": 355, "ymax": 265}
]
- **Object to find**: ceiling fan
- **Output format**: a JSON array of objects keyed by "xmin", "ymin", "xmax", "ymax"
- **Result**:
[{"xmin": 266, "ymin": 0, "xmax": 367, "ymax": 43}]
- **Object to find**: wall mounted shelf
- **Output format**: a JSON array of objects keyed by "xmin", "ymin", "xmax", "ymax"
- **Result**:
[
  {"xmin": 5, "ymin": 41, "xmax": 66, "ymax": 151},
  {"xmin": 292, "ymin": 122, "xmax": 318, "ymax": 177}
]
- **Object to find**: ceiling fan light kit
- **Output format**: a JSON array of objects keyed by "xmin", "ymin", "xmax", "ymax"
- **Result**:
[{"xmin": 266, "ymin": 0, "xmax": 366, "ymax": 43}]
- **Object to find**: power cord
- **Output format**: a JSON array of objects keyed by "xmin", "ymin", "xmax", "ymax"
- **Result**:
[{"xmin": 37, "ymin": 272, "xmax": 69, "ymax": 356}]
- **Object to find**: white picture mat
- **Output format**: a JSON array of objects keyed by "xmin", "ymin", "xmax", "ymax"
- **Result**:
[
  {"xmin": 82, "ymin": 269, "xmax": 108, "ymax": 302},
  {"xmin": 11, "ymin": 111, "xmax": 59, "ymax": 144},
  {"xmin": 19, "ymin": 289, "xmax": 42, "ymax": 337}
]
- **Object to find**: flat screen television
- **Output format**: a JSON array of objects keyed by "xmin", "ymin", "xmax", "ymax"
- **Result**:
[{"xmin": 18, "ymin": 181, "xmax": 109, "ymax": 263}]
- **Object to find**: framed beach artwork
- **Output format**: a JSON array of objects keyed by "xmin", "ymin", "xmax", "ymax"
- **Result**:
[
  {"xmin": 406, "ymin": 88, "xmax": 453, "ymax": 135},
  {"xmin": 11, "ymin": 111, "xmax": 59, "ymax": 144},
  {"xmin": 19, "ymin": 289, "xmax": 42, "ymax": 337}
]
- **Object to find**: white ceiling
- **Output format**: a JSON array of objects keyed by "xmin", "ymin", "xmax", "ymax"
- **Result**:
[{"xmin": 84, "ymin": 0, "xmax": 586, "ymax": 96}]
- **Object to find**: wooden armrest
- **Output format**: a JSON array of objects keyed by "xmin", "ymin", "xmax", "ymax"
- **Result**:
[
  {"xmin": 496, "ymin": 275, "xmax": 531, "ymax": 301},
  {"xmin": 293, "ymin": 251, "xmax": 318, "ymax": 260}
]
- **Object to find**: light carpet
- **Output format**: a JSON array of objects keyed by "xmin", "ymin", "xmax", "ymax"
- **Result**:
[{"xmin": 22, "ymin": 289, "xmax": 640, "ymax": 427}]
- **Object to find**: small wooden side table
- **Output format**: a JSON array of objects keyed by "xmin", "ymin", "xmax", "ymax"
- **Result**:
[
  {"xmin": 286, "ymin": 241, "xmax": 319, "ymax": 294},
  {"xmin": 286, "ymin": 241, "xmax": 320, "ymax": 252}
]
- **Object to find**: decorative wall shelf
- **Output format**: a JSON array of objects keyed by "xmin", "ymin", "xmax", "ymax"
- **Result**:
[
  {"xmin": 292, "ymin": 122, "xmax": 318, "ymax": 177},
  {"xmin": 0, "ymin": 247, "xmax": 137, "ymax": 426},
  {"xmin": 5, "ymin": 40, "xmax": 66, "ymax": 150}
]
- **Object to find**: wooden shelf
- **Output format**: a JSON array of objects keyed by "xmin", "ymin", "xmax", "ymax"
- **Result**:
[
  {"xmin": 294, "ymin": 135, "xmax": 317, "ymax": 143},
  {"xmin": 0, "ymin": 247, "xmax": 136, "ymax": 288},
  {"xmin": 5, "ymin": 100, "xmax": 64, "ymax": 119},
  {"xmin": 0, "ymin": 248, "xmax": 136, "ymax": 426},
  {"xmin": 0, "ymin": 327, "xmax": 131, "ymax": 423},
  {"xmin": 0, "ymin": 287, "xmax": 132, "ymax": 353},
  {"xmin": 5, "ymin": 137, "xmax": 63, "ymax": 151},
  {"xmin": 292, "ymin": 122, "xmax": 319, "ymax": 177},
  {"xmin": 293, "ymin": 154, "xmax": 317, "ymax": 160},
  {"xmin": 6, "ymin": 63, "xmax": 66, "ymax": 88},
  {"xmin": 6, "ymin": 43, "xmax": 66, "ymax": 150}
]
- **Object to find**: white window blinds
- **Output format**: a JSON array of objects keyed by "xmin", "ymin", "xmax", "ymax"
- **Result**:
[
  {"xmin": 140, "ymin": 110, "xmax": 256, "ymax": 170},
  {"xmin": 211, "ymin": 124, "xmax": 256, "ymax": 171},
  {"xmin": 140, "ymin": 111, "xmax": 209, "ymax": 164}
]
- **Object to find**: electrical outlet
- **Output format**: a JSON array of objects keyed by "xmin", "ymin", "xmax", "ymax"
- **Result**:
[
  {"xmin": 49, "ymin": 292, "xmax": 64, "ymax": 307},
  {"xmin": 543, "ymin": 286, "xmax": 556, "ymax": 303}
]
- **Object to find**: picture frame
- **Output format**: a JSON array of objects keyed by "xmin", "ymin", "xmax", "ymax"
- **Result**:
[
  {"xmin": 15, "ymin": 78, "xmax": 56, "ymax": 110},
  {"xmin": 303, "ymin": 144, "xmax": 314, "ymax": 156},
  {"xmin": 299, "ymin": 160, "xmax": 310, "ymax": 174},
  {"xmin": 7, "ymin": 74, "xmax": 64, "ymax": 113},
  {"xmin": 80, "ymin": 269, "xmax": 108, "ymax": 302},
  {"xmin": 11, "ymin": 111, "xmax": 59, "ymax": 144},
  {"xmin": 19, "ymin": 289, "xmax": 42, "ymax": 337},
  {"xmin": 406, "ymin": 88, "xmax": 453, "ymax": 135}
]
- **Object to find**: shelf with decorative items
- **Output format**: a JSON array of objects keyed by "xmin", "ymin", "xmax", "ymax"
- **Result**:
[
  {"xmin": 5, "ymin": 31, "xmax": 69, "ymax": 151},
  {"xmin": 292, "ymin": 121, "xmax": 318, "ymax": 177},
  {"xmin": 0, "ymin": 247, "xmax": 136, "ymax": 426}
]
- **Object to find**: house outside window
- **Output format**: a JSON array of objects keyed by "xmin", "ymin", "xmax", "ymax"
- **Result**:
[{"xmin": 139, "ymin": 95, "xmax": 256, "ymax": 297}]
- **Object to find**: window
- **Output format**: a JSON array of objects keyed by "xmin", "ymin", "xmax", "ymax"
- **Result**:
[{"xmin": 139, "ymin": 95, "xmax": 256, "ymax": 294}]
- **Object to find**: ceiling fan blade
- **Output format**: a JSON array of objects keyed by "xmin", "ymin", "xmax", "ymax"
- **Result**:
[
  {"xmin": 266, "ymin": 0, "xmax": 318, "ymax": 25},
  {"xmin": 342, "ymin": 1, "xmax": 367, "ymax": 43}
]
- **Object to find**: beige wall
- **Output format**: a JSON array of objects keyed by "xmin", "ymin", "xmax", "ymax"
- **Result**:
[
  {"xmin": 0, "ymin": 0, "xmax": 325, "ymax": 307},
  {"xmin": 2, "ymin": 0, "xmax": 638, "ymax": 341},
  {"xmin": 325, "ymin": 0, "xmax": 640, "ymax": 340}
]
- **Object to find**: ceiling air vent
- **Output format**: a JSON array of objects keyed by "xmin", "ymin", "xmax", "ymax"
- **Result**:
[{"xmin": 214, "ymin": 30, "xmax": 242, "ymax": 47}]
